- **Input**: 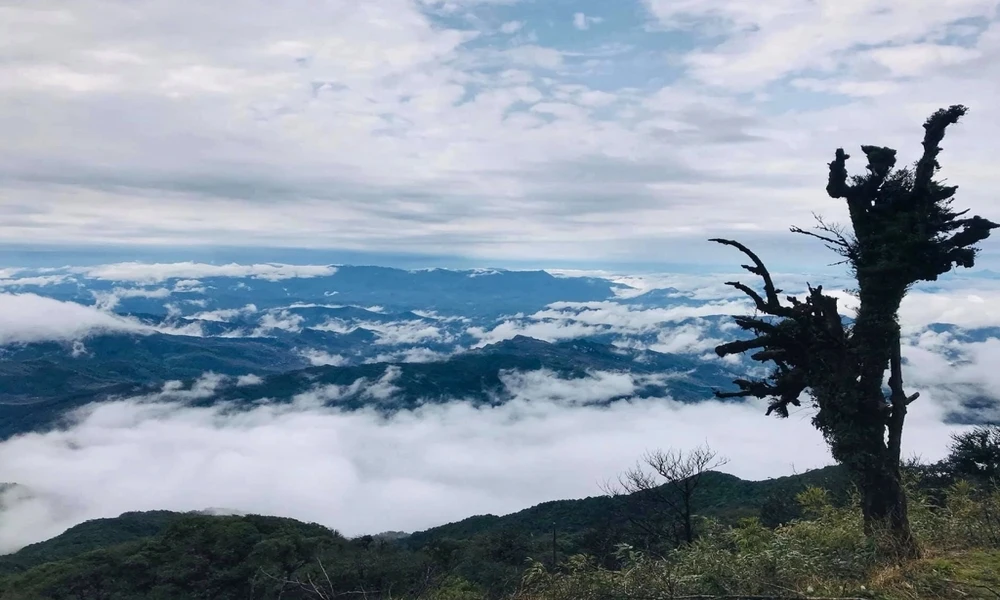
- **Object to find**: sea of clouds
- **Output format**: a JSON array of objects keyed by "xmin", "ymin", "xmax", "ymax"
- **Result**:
[{"xmin": 0, "ymin": 263, "xmax": 998, "ymax": 552}]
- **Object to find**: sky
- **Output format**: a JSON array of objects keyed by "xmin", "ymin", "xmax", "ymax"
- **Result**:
[
  {"xmin": 2, "ymin": 0, "xmax": 1000, "ymax": 553},
  {"xmin": 2, "ymin": 0, "xmax": 1000, "ymax": 270}
]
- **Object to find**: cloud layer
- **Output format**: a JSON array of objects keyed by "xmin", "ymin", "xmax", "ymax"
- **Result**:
[
  {"xmin": 0, "ymin": 293, "xmax": 175, "ymax": 344},
  {"xmin": 0, "ymin": 265, "xmax": 998, "ymax": 554},
  {"xmin": 2, "ymin": 1, "xmax": 999, "ymax": 266},
  {"xmin": 0, "ymin": 371, "xmax": 967, "ymax": 553},
  {"xmin": 79, "ymin": 262, "xmax": 338, "ymax": 283}
]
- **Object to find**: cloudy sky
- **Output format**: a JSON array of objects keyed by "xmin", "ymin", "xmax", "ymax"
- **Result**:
[
  {"xmin": 2, "ymin": 0, "xmax": 1000, "ymax": 553},
  {"xmin": 3, "ymin": 0, "xmax": 1000, "ymax": 269}
]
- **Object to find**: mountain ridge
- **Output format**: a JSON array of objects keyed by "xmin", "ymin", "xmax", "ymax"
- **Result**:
[
  {"xmin": 0, "ymin": 335, "xmax": 740, "ymax": 440},
  {"xmin": 0, "ymin": 464, "xmax": 851, "ymax": 571}
]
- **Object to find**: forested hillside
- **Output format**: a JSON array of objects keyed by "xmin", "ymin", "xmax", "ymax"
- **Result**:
[{"xmin": 3, "ymin": 455, "xmax": 997, "ymax": 600}]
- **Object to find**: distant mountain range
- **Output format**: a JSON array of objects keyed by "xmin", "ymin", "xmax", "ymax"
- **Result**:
[
  {"xmin": 0, "ymin": 334, "xmax": 741, "ymax": 440},
  {"xmin": 3, "ymin": 265, "xmax": 620, "ymax": 318},
  {"xmin": 0, "ymin": 262, "xmax": 997, "ymax": 440}
]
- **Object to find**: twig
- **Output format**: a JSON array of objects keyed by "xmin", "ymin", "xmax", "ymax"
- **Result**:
[
  {"xmin": 763, "ymin": 581, "xmax": 809, "ymax": 598},
  {"xmin": 528, "ymin": 595, "xmax": 870, "ymax": 600},
  {"xmin": 317, "ymin": 557, "xmax": 335, "ymax": 596},
  {"xmin": 255, "ymin": 567, "xmax": 384, "ymax": 599},
  {"xmin": 664, "ymin": 596, "xmax": 868, "ymax": 600},
  {"xmin": 944, "ymin": 578, "xmax": 1000, "ymax": 599}
]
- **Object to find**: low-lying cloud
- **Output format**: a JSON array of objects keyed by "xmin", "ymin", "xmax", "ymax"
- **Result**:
[
  {"xmin": 0, "ymin": 293, "xmax": 149, "ymax": 345},
  {"xmin": 74, "ymin": 262, "xmax": 338, "ymax": 284},
  {"xmin": 468, "ymin": 299, "xmax": 754, "ymax": 349},
  {"xmin": 312, "ymin": 317, "xmax": 451, "ymax": 346},
  {"xmin": 0, "ymin": 293, "xmax": 203, "ymax": 345},
  {"xmin": 0, "ymin": 367, "xmax": 971, "ymax": 554},
  {"xmin": 188, "ymin": 304, "xmax": 259, "ymax": 323},
  {"xmin": 92, "ymin": 286, "xmax": 173, "ymax": 311},
  {"xmin": 365, "ymin": 347, "xmax": 453, "ymax": 364},
  {"xmin": 1, "ymin": 266, "xmax": 999, "ymax": 555},
  {"xmin": 300, "ymin": 349, "xmax": 349, "ymax": 367}
]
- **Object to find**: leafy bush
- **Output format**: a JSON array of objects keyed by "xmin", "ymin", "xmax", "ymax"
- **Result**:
[{"xmin": 513, "ymin": 482, "xmax": 1000, "ymax": 600}]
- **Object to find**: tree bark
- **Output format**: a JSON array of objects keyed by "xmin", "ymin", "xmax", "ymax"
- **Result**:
[
  {"xmin": 847, "ymin": 295, "xmax": 921, "ymax": 558},
  {"xmin": 856, "ymin": 452, "xmax": 920, "ymax": 559}
]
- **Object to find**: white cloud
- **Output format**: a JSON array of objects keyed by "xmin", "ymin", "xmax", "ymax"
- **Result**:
[
  {"xmin": 146, "ymin": 372, "xmax": 230, "ymax": 402},
  {"xmin": 311, "ymin": 319, "xmax": 356, "ymax": 335},
  {"xmin": 294, "ymin": 365, "xmax": 404, "ymax": 405},
  {"xmin": 366, "ymin": 365, "xmax": 403, "ymax": 400},
  {"xmin": 0, "ymin": 275, "xmax": 70, "ymax": 288},
  {"xmin": 0, "ymin": 293, "xmax": 203, "ymax": 344},
  {"xmin": 572, "ymin": 12, "xmax": 603, "ymax": 31},
  {"xmin": 0, "ymin": 369, "xmax": 966, "ymax": 553},
  {"xmin": 366, "ymin": 320, "xmax": 449, "ymax": 345},
  {"xmin": 411, "ymin": 310, "xmax": 470, "ymax": 323},
  {"xmin": 367, "ymin": 347, "xmax": 453, "ymax": 363},
  {"xmin": 77, "ymin": 263, "xmax": 337, "ymax": 284},
  {"xmin": 164, "ymin": 303, "xmax": 183, "ymax": 320},
  {"xmin": 313, "ymin": 317, "xmax": 450, "ymax": 346},
  {"xmin": 500, "ymin": 20, "xmax": 524, "ymax": 34},
  {"xmin": 903, "ymin": 334, "xmax": 1000, "ymax": 406},
  {"xmin": 0, "ymin": 1, "xmax": 997, "ymax": 270},
  {"xmin": 173, "ymin": 279, "xmax": 204, "ymax": 290},
  {"xmin": 0, "ymin": 293, "xmax": 151, "ymax": 344},
  {"xmin": 235, "ymin": 374, "xmax": 263, "ymax": 386},
  {"xmin": 188, "ymin": 304, "xmax": 259, "ymax": 322},
  {"xmin": 0, "ymin": 266, "xmax": 997, "ymax": 556},
  {"xmin": 790, "ymin": 77, "xmax": 901, "ymax": 98},
  {"xmin": 251, "ymin": 310, "xmax": 306, "ymax": 335},
  {"xmin": 500, "ymin": 368, "xmax": 642, "ymax": 405},
  {"xmin": 865, "ymin": 43, "xmax": 983, "ymax": 78},
  {"xmin": 647, "ymin": 321, "xmax": 726, "ymax": 354},
  {"xmin": 300, "ymin": 349, "xmax": 349, "ymax": 366},
  {"xmin": 899, "ymin": 286, "xmax": 1000, "ymax": 332},
  {"xmin": 642, "ymin": 0, "xmax": 998, "ymax": 88},
  {"xmin": 92, "ymin": 287, "xmax": 172, "ymax": 311},
  {"xmin": 501, "ymin": 44, "xmax": 564, "ymax": 69},
  {"xmin": 469, "ymin": 299, "xmax": 753, "ymax": 347}
]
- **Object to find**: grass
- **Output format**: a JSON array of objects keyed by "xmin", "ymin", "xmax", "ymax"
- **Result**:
[
  {"xmin": 5, "ymin": 471, "xmax": 1000, "ymax": 599},
  {"xmin": 511, "ymin": 479, "xmax": 1000, "ymax": 600}
]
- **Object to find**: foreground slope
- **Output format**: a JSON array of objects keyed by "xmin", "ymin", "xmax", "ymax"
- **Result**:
[
  {"xmin": 0, "ymin": 467, "xmax": 847, "ymax": 573},
  {"xmin": 7, "ymin": 463, "xmax": 1000, "ymax": 599}
]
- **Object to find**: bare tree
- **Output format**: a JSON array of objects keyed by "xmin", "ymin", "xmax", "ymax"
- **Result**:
[
  {"xmin": 604, "ymin": 445, "xmax": 729, "ymax": 548},
  {"xmin": 256, "ymin": 558, "xmax": 395, "ymax": 600},
  {"xmin": 711, "ymin": 105, "xmax": 998, "ymax": 558}
]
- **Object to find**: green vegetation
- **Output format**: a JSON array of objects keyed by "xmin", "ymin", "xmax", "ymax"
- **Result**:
[
  {"xmin": 0, "ymin": 514, "xmax": 435, "ymax": 600},
  {"xmin": 0, "ymin": 511, "xmax": 186, "ymax": 577},
  {"xmin": 1, "ymin": 458, "xmax": 988, "ymax": 600},
  {"xmin": 4, "ymin": 427, "xmax": 991, "ymax": 599},
  {"xmin": 517, "ymin": 478, "xmax": 1000, "ymax": 600}
]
